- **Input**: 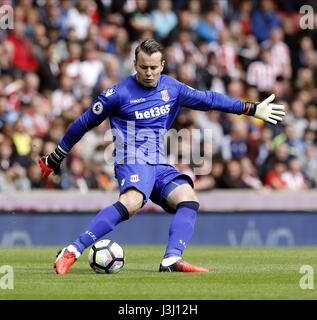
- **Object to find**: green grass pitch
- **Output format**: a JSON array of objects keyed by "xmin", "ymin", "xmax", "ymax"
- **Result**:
[{"xmin": 1, "ymin": 246, "xmax": 317, "ymax": 300}]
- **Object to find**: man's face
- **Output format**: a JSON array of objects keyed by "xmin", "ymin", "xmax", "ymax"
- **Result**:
[{"xmin": 134, "ymin": 50, "xmax": 165, "ymax": 87}]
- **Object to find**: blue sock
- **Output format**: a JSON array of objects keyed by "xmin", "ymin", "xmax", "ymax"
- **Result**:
[
  {"xmin": 72, "ymin": 201, "xmax": 129, "ymax": 253},
  {"xmin": 164, "ymin": 201, "xmax": 199, "ymax": 259}
]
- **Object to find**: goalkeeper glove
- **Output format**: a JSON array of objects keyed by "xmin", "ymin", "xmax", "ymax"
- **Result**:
[
  {"xmin": 243, "ymin": 94, "xmax": 285, "ymax": 124},
  {"xmin": 38, "ymin": 145, "xmax": 67, "ymax": 178}
]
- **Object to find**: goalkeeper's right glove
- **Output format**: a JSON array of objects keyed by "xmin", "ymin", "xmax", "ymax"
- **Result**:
[{"xmin": 38, "ymin": 145, "xmax": 67, "ymax": 178}]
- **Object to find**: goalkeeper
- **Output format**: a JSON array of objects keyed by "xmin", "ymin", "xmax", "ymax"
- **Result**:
[{"xmin": 39, "ymin": 39, "xmax": 285, "ymax": 274}]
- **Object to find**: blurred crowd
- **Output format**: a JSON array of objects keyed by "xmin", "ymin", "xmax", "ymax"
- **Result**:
[{"xmin": 0, "ymin": 0, "xmax": 317, "ymax": 193}]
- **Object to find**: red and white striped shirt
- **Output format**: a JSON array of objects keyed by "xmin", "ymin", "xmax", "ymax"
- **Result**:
[
  {"xmin": 271, "ymin": 42, "xmax": 291, "ymax": 76},
  {"xmin": 217, "ymin": 43, "xmax": 239, "ymax": 78},
  {"xmin": 246, "ymin": 61, "xmax": 278, "ymax": 92}
]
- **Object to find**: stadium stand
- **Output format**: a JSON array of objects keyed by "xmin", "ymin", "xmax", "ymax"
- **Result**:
[{"xmin": 0, "ymin": 0, "xmax": 317, "ymax": 193}]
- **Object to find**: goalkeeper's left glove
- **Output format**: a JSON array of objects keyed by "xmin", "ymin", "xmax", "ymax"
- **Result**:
[{"xmin": 243, "ymin": 94, "xmax": 285, "ymax": 124}]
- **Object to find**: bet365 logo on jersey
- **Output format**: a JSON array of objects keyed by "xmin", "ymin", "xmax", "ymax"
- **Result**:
[{"xmin": 135, "ymin": 104, "xmax": 170, "ymax": 119}]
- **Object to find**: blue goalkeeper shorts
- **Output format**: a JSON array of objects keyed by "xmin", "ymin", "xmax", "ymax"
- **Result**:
[{"xmin": 114, "ymin": 163, "xmax": 193, "ymax": 213}]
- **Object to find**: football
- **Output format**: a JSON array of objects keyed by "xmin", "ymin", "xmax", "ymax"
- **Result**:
[{"xmin": 88, "ymin": 239, "xmax": 125, "ymax": 274}]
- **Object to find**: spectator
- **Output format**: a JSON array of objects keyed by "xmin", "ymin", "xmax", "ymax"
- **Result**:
[
  {"xmin": 187, "ymin": 0, "xmax": 201, "ymax": 31},
  {"xmin": 5, "ymin": 21, "xmax": 39, "ymax": 73},
  {"xmin": 128, "ymin": 0, "xmax": 154, "ymax": 41},
  {"xmin": 281, "ymin": 157, "xmax": 308, "ymax": 191},
  {"xmin": 255, "ymin": 127, "xmax": 273, "ymax": 167},
  {"xmin": 151, "ymin": 0, "xmax": 178, "ymax": 42},
  {"xmin": 301, "ymin": 145, "xmax": 317, "ymax": 188},
  {"xmin": 288, "ymin": 99, "xmax": 308, "ymax": 140},
  {"xmin": 222, "ymin": 159, "xmax": 251, "ymax": 189},
  {"xmin": 272, "ymin": 123, "xmax": 302, "ymax": 157},
  {"xmin": 241, "ymin": 157, "xmax": 263, "ymax": 189},
  {"xmin": 264, "ymin": 161, "xmax": 288, "ymax": 190},
  {"xmin": 221, "ymin": 120, "xmax": 248, "ymax": 160},
  {"xmin": 215, "ymin": 27, "xmax": 240, "ymax": 79},
  {"xmin": 52, "ymin": 75, "xmax": 76, "ymax": 117},
  {"xmin": 66, "ymin": 0, "xmax": 92, "ymax": 41},
  {"xmin": 196, "ymin": 10, "xmax": 223, "ymax": 43},
  {"xmin": 233, "ymin": 0, "xmax": 253, "ymax": 34},
  {"xmin": 12, "ymin": 118, "xmax": 32, "ymax": 167},
  {"xmin": 4, "ymin": 164, "xmax": 31, "ymax": 191},
  {"xmin": 260, "ymin": 142, "xmax": 290, "ymax": 180},
  {"xmin": 239, "ymin": 34, "xmax": 260, "ymax": 70},
  {"xmin": 251, "ymin": 0, "xmax": 281, "ymax": 43},
  {"xmin": 194, "ymin": 157, "xmax": 224, "ymax": 191},
  {"xmin": 246, "ymin": 47, "xmax": 278, "ymax": 94},
  {"xmin": 266, "ymin": 27, "xmax": 292, "ymax": 80}
]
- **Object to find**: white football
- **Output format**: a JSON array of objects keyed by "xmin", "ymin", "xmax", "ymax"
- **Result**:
[{"xmin": 88, "ymin": 239, "xmax": 125, "ymax": 274}]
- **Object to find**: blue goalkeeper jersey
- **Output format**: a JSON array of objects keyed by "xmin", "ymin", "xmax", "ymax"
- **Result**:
[{"xmin": 59, "ymin": 74, "xmax": 244, "ymax": 164}]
